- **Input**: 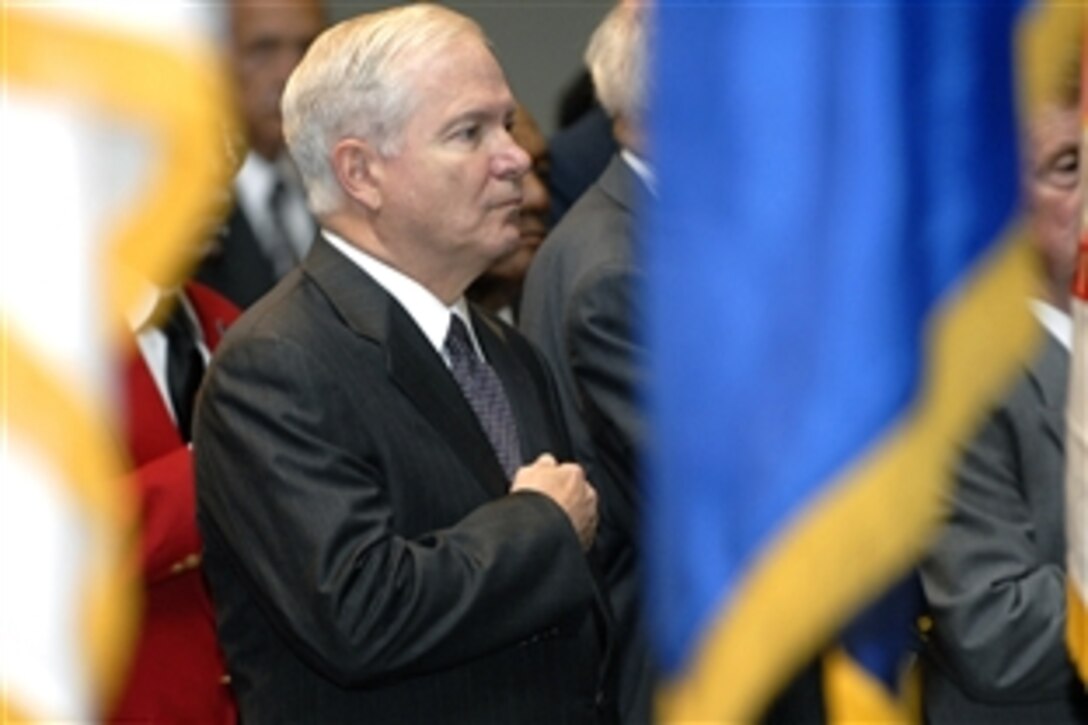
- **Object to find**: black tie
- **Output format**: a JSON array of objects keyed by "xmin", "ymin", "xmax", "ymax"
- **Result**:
[
  {"xmin": 444, "ymin": 314, "xmax": 522, "ymax": 479},
  {"xmin": 161, "ymin": 296, "xmax": 205, "ymax": 443},
  {"xmin": 266, "ymin": 176, "xmax": 299, "ymax": 278}
]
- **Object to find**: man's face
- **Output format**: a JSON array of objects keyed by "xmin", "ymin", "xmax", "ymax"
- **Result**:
[
  {"xmin": 230, "ymin": 0, "xmax": 324, "ymax": 160},
  {"xmin": 483, "ymin": 106, "xmax": 551, "ymax": 283},
  {"xmin": 1026, "ymin": 103, "xmax": 1081, "ymax": 297},
  {"xmin": 373, "ymin": 39, "xmax": 530, "ymax": 286}
]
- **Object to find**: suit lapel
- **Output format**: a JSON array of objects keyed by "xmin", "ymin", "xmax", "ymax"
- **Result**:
[
  {"xmin": 386, "ymin": 308, "xmax": 511, "ymax": 498},
  {"xmin": 122, "ymin": 341, "xmax": 182, "ymax": 464},
  {"xmin": 302, "ymin": 238, "xmax": 510, "ymax": 499},
  {"xmin": 1031, "ymin": 332, "xmax": 1069, "ymax": 451},
  {"xmin": 597, "ymin": 153, "xmax": 650, "ymax": 218},
  {"xmin": 185, "ymin": 283, "xmax": 234, "ymax": 348}
]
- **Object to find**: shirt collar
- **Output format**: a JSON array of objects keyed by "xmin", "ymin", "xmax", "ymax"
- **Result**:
[
  {"xmin": 1031, "ymin": 298, "xmax": 1072, "ymax": 351},
  {"xmin": 235, "ymin": 151, "xmax": 280, "ymax": 211},
  {"xmin": 322, "ymin": 230, "xmax": 481, "ymax": 358},
  {"xmin": 621, "ymin": 148, "xmax": 657, "ymax": 196}
]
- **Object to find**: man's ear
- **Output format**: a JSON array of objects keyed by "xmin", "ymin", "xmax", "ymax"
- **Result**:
[{"xmin": 331, "ymin": 138, "xmax": 382, "ymax": 211}]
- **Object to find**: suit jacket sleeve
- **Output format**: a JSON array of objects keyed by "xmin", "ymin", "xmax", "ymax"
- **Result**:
[
  {"xmin": 566, "ymin": 263, "xmax": 643, "ymax": 530},
  {"xmin": 920, "ymin": 386, "xmax": 1072, "ymax": 701},
  {"xmin": 196, "ymin": 335, "xmax": 597, "ymax": 687}
]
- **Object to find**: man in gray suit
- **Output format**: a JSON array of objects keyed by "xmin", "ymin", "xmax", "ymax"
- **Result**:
[
  {"xmin": 520, "ymin": 5, "xmax": 653, "ymax": 721},
  {"xmin": 194, "ymin": 6, "xmax": 611, "ymax": 723},
  {"xmin": 520, "ymin": 7, "xmax": 828, "ymax": 722},
  {"xmin": 919, "ymin": 58, "xmax": 1088, "ymax": 722}
]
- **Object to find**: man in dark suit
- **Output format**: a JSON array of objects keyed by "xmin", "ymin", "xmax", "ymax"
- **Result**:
[
  {"xmin": 918, "ymin": 67, "xmax": 1088, "ymax": 723},
  {"xmin": 520, "ymin": 6, "xmax": 653, "ymax": 722},
  {"xmin": 194, "ymin": 5, "xmax": 610, "ymax": 723},
  {"xmin": 196, "ymin": 0, "xmax": 324, "ymax": 308}
]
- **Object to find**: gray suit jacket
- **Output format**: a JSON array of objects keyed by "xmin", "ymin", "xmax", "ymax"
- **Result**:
[
  {"xmin": 195, "ymin": 237, "xmax": 611, "ymax": 724},
  {"xmin": 920, "ymin": 332, "xmax": 1088, "ymax": 723},
  {"xmin": 520, "ymin": 154, "xmax": 652, "ymax": 723}
]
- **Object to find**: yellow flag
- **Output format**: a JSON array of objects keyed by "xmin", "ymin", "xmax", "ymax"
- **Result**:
[{"xmin": 1, "ymin": 5, "xmax": 230, "ymax": 719}]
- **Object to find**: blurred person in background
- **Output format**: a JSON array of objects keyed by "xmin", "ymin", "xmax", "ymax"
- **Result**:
[
  {"xmin": 547, "ymin": 70, "xmax": 617, "ymax": 225},
  {"xmin": 111, "ymin": 168, "xmax": 241, "ymax": 722},
  {"xmin": 468, "ymin": 103, "xmax": 551, "ymax": 322},
  {"xmin": 918, "ymin": 46, "xmax": 1088, "ymax": 724},
  {"xmin": 520, "ymin": 4, "xmax": 654, "ymax": 721},
  {"xmin": 196, "ymin": 0, "xmax": 325, "ymax": 308}
]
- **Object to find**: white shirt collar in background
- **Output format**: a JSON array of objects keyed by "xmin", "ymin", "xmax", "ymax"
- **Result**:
[
  {"xmin": 621, "ymin": 148, "xmax": 656, "ymax": 196},
  {"xmin": 235, "ymin": 152, "xmax": 315, "ymax": 262},
  {"xmin": 1031, "ymin": 299, "xmax": 1072, "ymax": 351},
  {"xmin": 125, "ymin": 278, "xmax": 209, "ymax": 424}
]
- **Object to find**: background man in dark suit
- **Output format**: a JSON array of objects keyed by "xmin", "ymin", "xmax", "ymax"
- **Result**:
[
  {"xmin": 918, "ymin": 52, "xmax": 1088, "ymax": 723},
  {"xmin": 196, "ymin": 0, "xmax": 324, "ymax": 308},
  {"xmin": 521, "ymin": 6, "xmax": 826, "ymax": 722},
  {"xmin": 195, "ymin": 5, "xmax": 610, "ymax": 723},
  {"xmin": 519, "ymin": 5, "xmax": 653, "ymax": 721}
]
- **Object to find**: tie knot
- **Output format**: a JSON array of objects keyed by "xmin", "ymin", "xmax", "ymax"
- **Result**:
[
  {"xmin": 445, "ymin": 314, "xmax": 477, "ymax": 361},
  {"xmin": 268, "ymin": 175, "xmax": 288, "ymax": 210},
  {"xmin": 157, "ymin": 293, "xmax": 194, "ymax": 338}
]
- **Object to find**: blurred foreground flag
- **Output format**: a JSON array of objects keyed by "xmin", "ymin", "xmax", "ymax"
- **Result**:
[
  {"xmin": 646, "ymin": 2, "xmax": 1059, "ymax": 720},
  {"xmin": 1, "ymin": 5, "xmax": 228, "ymax": 720}
]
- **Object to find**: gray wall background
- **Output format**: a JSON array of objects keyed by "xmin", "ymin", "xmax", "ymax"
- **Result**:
[{"xmin": 328, "ymin": 2, "xmax": 612, "ymax": 136}]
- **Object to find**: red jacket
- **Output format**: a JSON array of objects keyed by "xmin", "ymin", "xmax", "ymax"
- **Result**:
[{"xmin": 110, "ymin": 282, "xmax": 238, "ymax": 724}]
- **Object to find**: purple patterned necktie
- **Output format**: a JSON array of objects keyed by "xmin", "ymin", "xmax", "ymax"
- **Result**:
[{"xmin": 444, "ymin": 314, "xmax": 522, "ymax": 479}]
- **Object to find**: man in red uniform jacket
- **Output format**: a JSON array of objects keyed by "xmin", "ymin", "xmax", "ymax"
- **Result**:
[{"xmin": 111, "ymin": 279, "xmax": 238, "ymax": 723}]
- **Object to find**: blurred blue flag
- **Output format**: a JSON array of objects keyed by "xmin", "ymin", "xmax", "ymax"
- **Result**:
[{"xmin": 645, "ymin": 2, "xmax": 1044, "ymax": 720}]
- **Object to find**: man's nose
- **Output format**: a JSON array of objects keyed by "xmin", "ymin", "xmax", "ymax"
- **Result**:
[{"xmin": 492, "ymin": 131, "xmax": 531, "ymax": 180}]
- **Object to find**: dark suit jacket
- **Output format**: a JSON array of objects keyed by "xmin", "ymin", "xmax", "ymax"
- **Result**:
[
  {"xmin": 195, "ymin": 201, "xmax": 279, "ymax": 309},
  {"xmin": 195, "ymin": 237, "xmax": 610, "ymax": 724},
  {"xmin": 112, "ymin": 282, "xmax": 237, "ymax": 724},
  {"xmin": 547, "ymin": 107, "xmax": 618, "ymax": 225},
  {"xmin": 520, "ymin": 154, "xmax": 652, "ymax": 723},
  {"xmin": 920, "ymin": 331, "xmax": 1088, "ymax": 723}
]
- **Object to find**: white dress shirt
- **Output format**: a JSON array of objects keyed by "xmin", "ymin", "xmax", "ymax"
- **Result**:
[
  {"xmin": 126, "ymin": 280, "xmax": 211, "ymax": 424},
  {"xmin": 1031, "ymin": 299, "xmax": 1073, "ymax": 352},
  {"xmin": 323, "ymin": 230, "xmax": 485, "ymax": 365},
  {"xmin": 235, "ymin": 152, "xmax": 316, "ymax": 267}
]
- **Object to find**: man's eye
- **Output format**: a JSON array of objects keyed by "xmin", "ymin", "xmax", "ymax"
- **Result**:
[
  {"xmin": 244, "ymin": 38, "xmax": 279, "ymax": 63},
  {"xmin": 454, "ymin": 125, "xmax": 481, "ymax": 143},
  {"xmin": 1045, "ymin": 148, "xmax": 1079, "ymax": 188},
  {"xmin": 1054, "ymin": 149, "xmax": 1078, "ymax": 174}
]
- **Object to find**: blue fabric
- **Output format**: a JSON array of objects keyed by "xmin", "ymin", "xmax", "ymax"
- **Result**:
[
  {"xmin": 843, "ymin": 575, "xmax": 925, "ymax": 689},
  {"xmin": 646, "ymin": 0, "xmax": 1024, "ymax": 681}
]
